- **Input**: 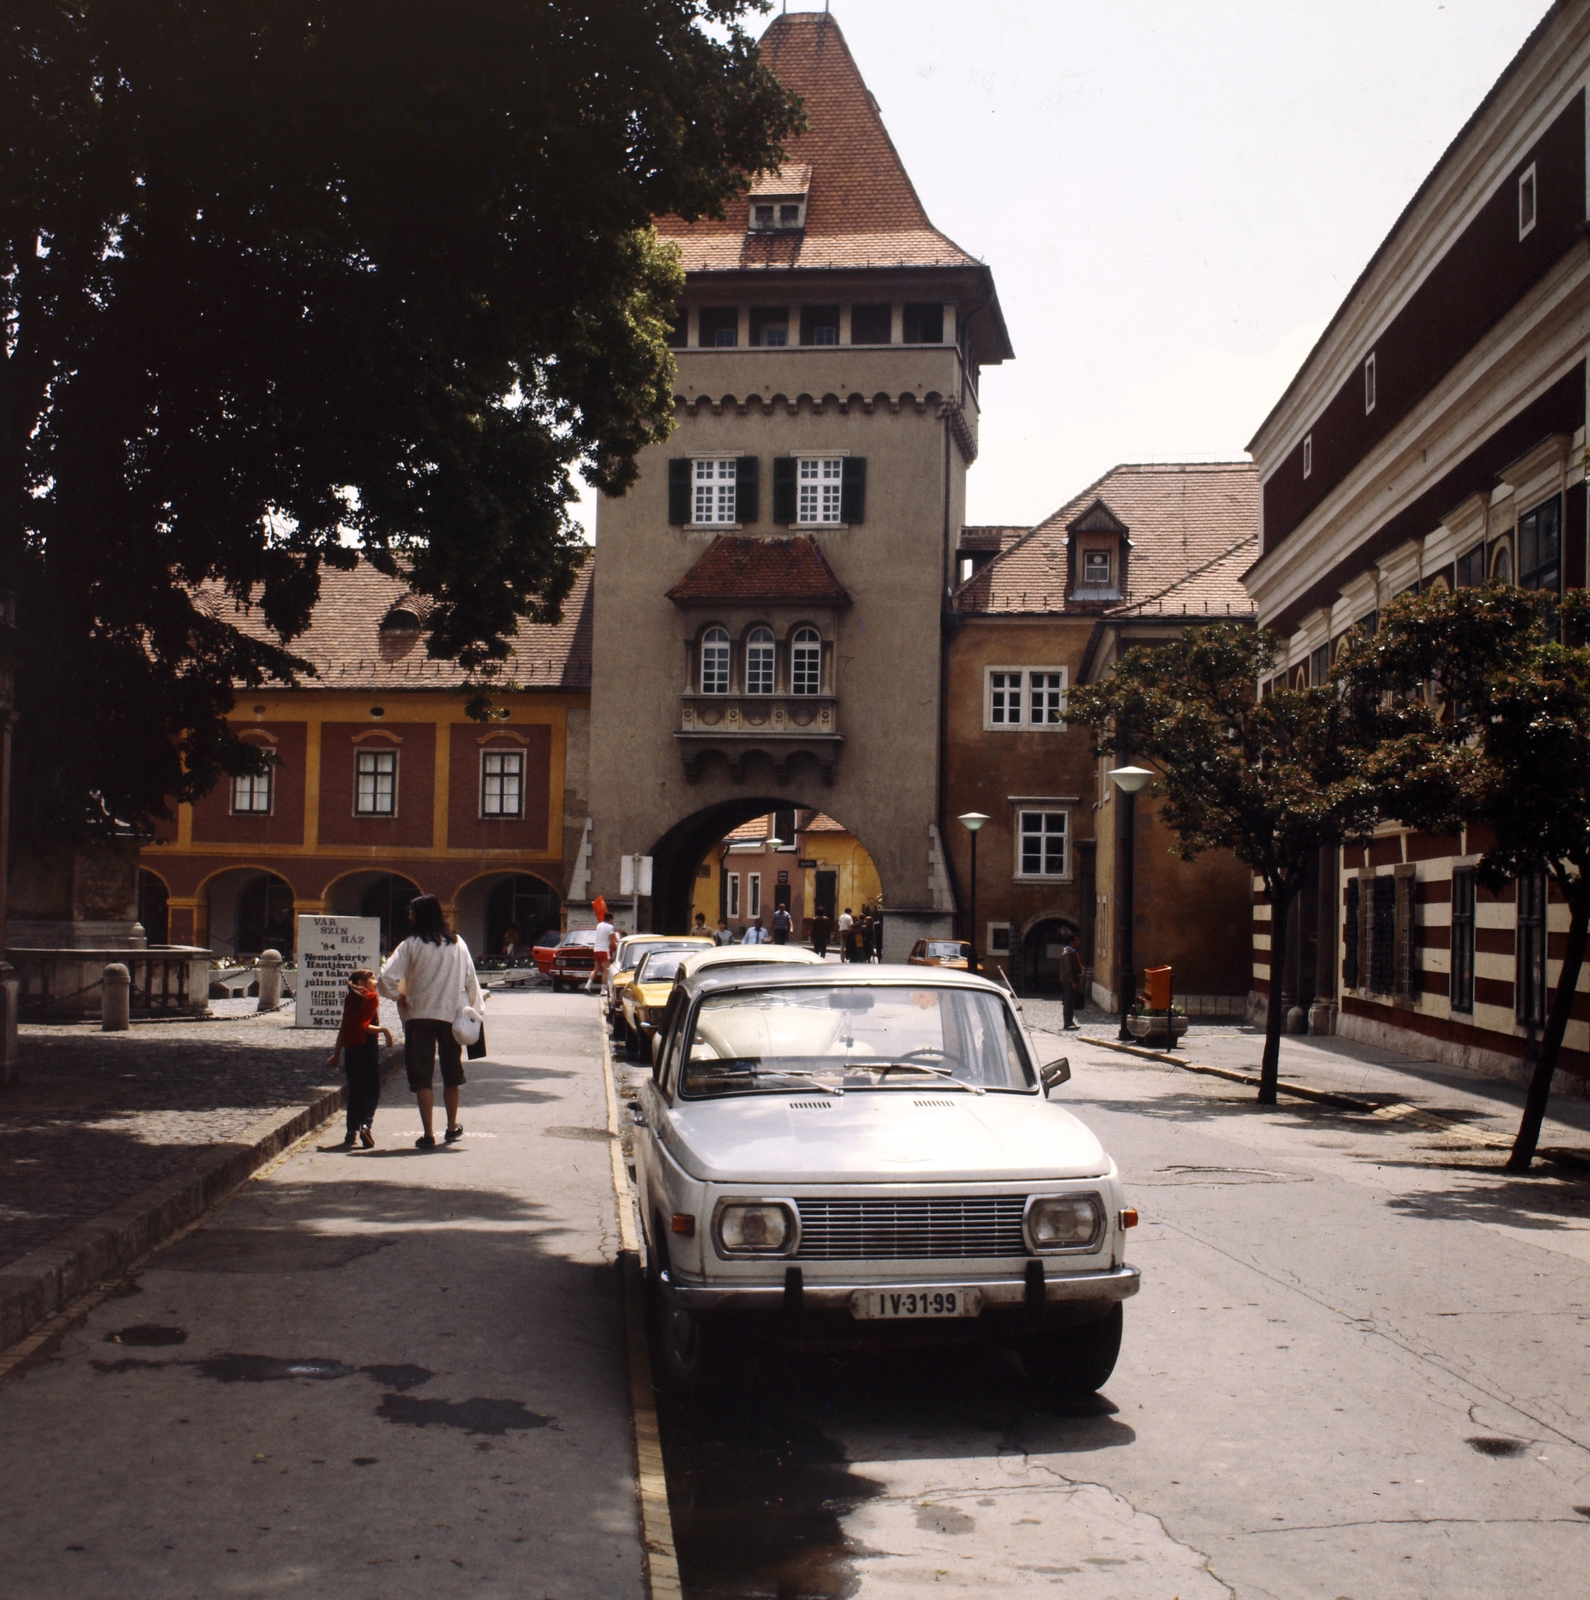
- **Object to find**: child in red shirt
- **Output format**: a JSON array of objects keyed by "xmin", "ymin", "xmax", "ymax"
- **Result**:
[{"xmin": 327, "ymin": 969, "xmax": 392, "ymax": 1150}]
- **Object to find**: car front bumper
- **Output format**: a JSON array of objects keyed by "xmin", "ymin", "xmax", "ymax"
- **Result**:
[{"xmin": 659, "ymin": 1262, "xmax": 1140, "ymax": 1312}]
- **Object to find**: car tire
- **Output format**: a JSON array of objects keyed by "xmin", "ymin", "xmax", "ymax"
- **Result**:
[
  {"xmin": 644, "ymin": 1218, "xmax": 742, "ymax": 1399},
  {"xmin": 625, "ymin": 1023, "xmax": 646, "ymax": 1064},
  {"xmin": 1017, "ymin": 1302, "xmax": 1123, "ymax": 1397}
]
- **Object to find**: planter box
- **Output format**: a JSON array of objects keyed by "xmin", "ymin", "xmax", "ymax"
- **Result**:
[{"xmin": 1127, "ymin": 1013, "xmax": 1189, "ymax": 1045}]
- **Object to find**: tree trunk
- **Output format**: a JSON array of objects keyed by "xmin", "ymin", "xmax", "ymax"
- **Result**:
[
  {"xmin": 1259, "ymin": 886, "xmax": 1291, "ymax": 1105},
  {"xmin": 1507, "ymin": 880, "xmax": 1590, "ymax": 1172}
]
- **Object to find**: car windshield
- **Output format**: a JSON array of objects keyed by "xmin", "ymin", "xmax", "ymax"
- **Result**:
[
  {"xmin": 678, "ymin": 983, "xmax": 1034, "ymax": 1098},
  {"xmin": 923, "ymin": 941, "xmax": 969, "ymax": 959},
  {"xmin": 634, "ymin": 950, "xmax": 690, "ymax": 983},
  {"xmin": 561, "ymin": 930, "xmax": 600, "ymax": 948}
]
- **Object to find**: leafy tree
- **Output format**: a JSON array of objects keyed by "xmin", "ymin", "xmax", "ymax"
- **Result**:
[
  {"xmin": 1336, "ymin": 584, "xmax": 1590, "ymax": 1171},
  {"xmin": 1, "ymin": 0, "xmax": 801, "ymax": 842},
  {"xmin": 1069, "ymin": 622, "xmax": 1381, "ymax": 1104}
]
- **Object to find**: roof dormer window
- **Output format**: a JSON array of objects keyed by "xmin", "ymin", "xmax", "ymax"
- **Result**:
[
  {"xmin": 1082, "ymin": 550, "xmax": 1112, "ymax": 587},
  {"xmin": 747, "ymin": 163, "xmax": 810, "ymax": 232}
]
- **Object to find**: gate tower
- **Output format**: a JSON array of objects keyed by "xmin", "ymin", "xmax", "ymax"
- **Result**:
[{"xmin": 587, "ymin": 9, "xmax": 1012, "ymax": 949}]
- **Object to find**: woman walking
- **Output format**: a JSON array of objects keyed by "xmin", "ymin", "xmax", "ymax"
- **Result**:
[{"xmin": 378, "ymin": 894, "xmax": 482, "ymax": 1150}]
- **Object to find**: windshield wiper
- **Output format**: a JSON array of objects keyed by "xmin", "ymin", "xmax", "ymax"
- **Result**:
[
  {"xmin": 705, "ymin": 1065, "xmax": 843, "ymax": 1095},
  {"xmin": 868, "ymin": 1063, "xmax": 984, "ymax": 1095}
]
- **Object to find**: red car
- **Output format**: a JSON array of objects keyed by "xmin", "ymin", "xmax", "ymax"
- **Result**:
[
  {"xmin": 530, "ymin": 928, "xmax": 566, "ymax": 975},
  {"xmin": 549, "ymin": 929, "xmax": 606, "ymax": 992}
]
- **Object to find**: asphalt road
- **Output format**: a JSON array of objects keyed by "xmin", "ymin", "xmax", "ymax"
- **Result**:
[
  {"xmin": 0, "ymin": 991, "xmax": 644, "ymax": 1600},
  {"xmin": 619, "ymin": 1004, "xmax": 1590, "ymax": 1599}
]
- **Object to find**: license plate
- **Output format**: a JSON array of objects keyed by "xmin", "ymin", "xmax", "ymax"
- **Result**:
[{"xmin": 850, "ymin": 1288, "xmax": 982, "ymax": 1321}]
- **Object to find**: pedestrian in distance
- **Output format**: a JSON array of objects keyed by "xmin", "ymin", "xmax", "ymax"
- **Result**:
[
  {"xmin": 587, "ymin": 908, "xmax": 616, "ymax": 993},
  {"xmin": 809, "ymin": 909, "xmax": 832, "ymax": 959},
  {"xmin": 741, "ymin": 920, "xmax": 768, "ymax": 945},
  {"xmin": 714, "ymin": 919, "xmax": 734, "ymax": 946},
  {"xmin": 1055, "ymin": 934, "xmax": 1083, "ymax": 1031},
  {"xmin": 378, "ymin": 894, "xmax": 483, "ymax": 1150},
  {"xmin": 837, "ymin": 906, "xmax": 854, "ymax": 962},
  {"xmin": 326, "ymin": 969, "xmax": 393, "ymax": 1150},
  {"xmin": 693, "ymin": 912, "xmax": 709, "ymax": 935},
  {"xmin": 772, "ymin": 904, "xmax": 792, "ymax": 945}
]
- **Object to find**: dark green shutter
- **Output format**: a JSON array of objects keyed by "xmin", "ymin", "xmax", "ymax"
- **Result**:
[
  {"xmin": 772, "ymin": 457, "xmax": 797, "ymax": 524},
  {"xmin": 736, "ymin": 456, "xmax": 758, "ymax": 524},
  {"xmin": 841, "ymin": 456, "xmax": 866, "ymax": 523},
  {"xmin": 667, "ymin": 458, "xmax": 690, "ymax": 524}
]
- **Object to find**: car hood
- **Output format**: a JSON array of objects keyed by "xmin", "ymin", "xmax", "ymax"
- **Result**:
[{"xmin": 662, "ymin": 1091, "xmax": 1109, "ymax": 1185}]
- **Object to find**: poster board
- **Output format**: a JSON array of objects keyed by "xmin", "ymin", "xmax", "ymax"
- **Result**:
[{"xmin": 295, "ymin": 915, "xmax": 381, "ymax": 1028}]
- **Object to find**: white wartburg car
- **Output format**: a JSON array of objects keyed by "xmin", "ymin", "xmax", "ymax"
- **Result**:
[{"xmin": 630, "ymin": 962, "xmax": 1138, "ymax": 1393}]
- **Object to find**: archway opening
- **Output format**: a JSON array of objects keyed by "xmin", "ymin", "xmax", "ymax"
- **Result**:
[
  {"xmin": 482, "ymin": 874, "xmax": 562, "ymax": 958},
  {"xmin": 137, "ymin": 869, "xmax": 170, "ymax": 945},
  {"xmin": 235, "ymin": 872, "xmax": 294, "ymax": 957},
  {"xmin": 646, "ymin": 799, "xmax": 882, "ymax": 941},
  {"xmin": 1020, "ymin": 916, "xmax": 1080, "ymax": 996},
  {"xmin": 324, "ymin": 871, "xmax": 422, "ymax": 954}
]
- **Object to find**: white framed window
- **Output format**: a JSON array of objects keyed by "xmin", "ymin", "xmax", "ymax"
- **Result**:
[
  {"xmin": 1518, "ymin": 161, "xmax": 1537, "ymax": 239},
  {"xmin": 481, "ymin": 749, "xmax": 524, "ymax": 817},
  {"xmin": 1082, "ymin": 550, "xmax": 1112, "ymax": 586},
  {"xmin": 748, "ymin": 873, "xmax": 761, "ymax": 919},
  {"xmin": 693, "ymin": 457, "xmax": 738, "ymax": 525},
  {"xmin": 985, "ymin": 667, "xmax": 1066, "ymax": 730},
  {"xmin": 727, "ymin": 872, "xmax": 741, "ymax": 919},
  {"xmin": 1364, "ymin": 351, "xmax": 1376, "ymax": 415},
  {"xmin": 355, "ymin": 748, "xmax": 397, "ymax": 816},
  {"xmin": 746, "ymin": 627, "xmax": 775, "ymax": 695},
  {"xmin": 797, "ymin": 456, "xmax": 844, "ymax": 524},
  {"xmin": 1302, "ymin": 433, "xmax": 1313, "ymax": 479},
  {"xmin": 230, "ymin": 767, "xmax": 273, "ymax": 815},
  {"xmin": 1016, "ymin": 810, "xmax": 1068, "ymax": 879},
  {"xmin": 701, "ymin": 627, "xmax": 730, "ymax": 694},
  {"xmin": 987, "ymin": 922, "xmax": 1011, "ymax": 955},
  {"xmin": 791, "ymin": 627, "xmax": 822, "ymax": 695}
]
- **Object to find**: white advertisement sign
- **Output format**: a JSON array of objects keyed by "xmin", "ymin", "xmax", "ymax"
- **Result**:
[
  {"xmin": 619, "ymin": 854, "xmax": 654, "ymax": 896},
  {"xmin": 295, "ymin": 915, "xmax": 381, "ymax": 1029}
]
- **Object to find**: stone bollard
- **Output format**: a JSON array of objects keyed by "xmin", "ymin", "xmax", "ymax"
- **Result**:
[
  {"xmin": 1307, "ymin": 1000, "xmax": 1335, "ymax": 1036},
  {"xmin": 256, "ymin": 949, "xmax": 283, "ymax": 1012},
  {"xmin": 101, "ymin": 963, "xmax": 131, "ymax": 1032}
]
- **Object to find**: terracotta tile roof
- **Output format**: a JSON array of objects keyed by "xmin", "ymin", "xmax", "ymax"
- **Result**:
[
  {"xmin": 197, "ymin": 557, "xmax": 593, "ymax": 691},
  {"xmin": 958, "ymin": 525, "xmax": 1027, "ymax": 554},
  {"xmin": 666, "ymin": 535, "xmax": 850, "ymax": 606},
  {"xmin": 655, "ymin": 13, "xmax": 981, "ymax": 274},
  {"xmin": 800, "ymin": 812, "xmax": 847, "ymax": 833},
  {"xmin": 953, "ymin": 464, "xmax": 1259, "ymax": 619},
  {"xmin": 726, "ymin": 816, "xmax": 771, "ymax": 842}
]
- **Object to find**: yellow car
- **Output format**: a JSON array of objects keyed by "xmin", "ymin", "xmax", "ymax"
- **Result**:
[
  {"xmin": 610, "ymin": 937, "xmax": 710, "ymax": 1047},
  {"xmin": 907, "ymin": 939, "xmax": 973, "ymax": 970},
  {"xmin": 620, "ymin": 944, "xmax": 708, "ymax": 1061}
]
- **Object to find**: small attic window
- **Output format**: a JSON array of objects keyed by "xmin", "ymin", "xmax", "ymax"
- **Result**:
[
  {"xmin": 748, "ymin": 196, "xmax": 806, "ymax": 232},
  {"xmin": 381, "ymin": 608, "xmax": 420, "ymax": 633},
  {"xmin": 1082, "ymin": 550, "xmax": 1112, "ymax": 586},
  {"xmin": 753, "ymin": 204, "xmax": 774, "ymax": 228}
]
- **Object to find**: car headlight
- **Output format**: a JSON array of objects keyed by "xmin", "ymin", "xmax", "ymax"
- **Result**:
[
  {"xmin": 1024, "ymin": 1194, "xmax": 1104, "ymax": 1252},
  {"xmin": 714, "ymin": 1201, "xmax": 798, "ymax": 1257}
]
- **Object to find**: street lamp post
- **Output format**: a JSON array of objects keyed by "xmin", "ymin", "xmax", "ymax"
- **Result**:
[
  {"xmin": 957, "ymin": 812, "xmax": 990, "ymax": 974},
  {"xmin": 1107, "ymin": 767, "xmax": 1154, "ymax": 1042}
]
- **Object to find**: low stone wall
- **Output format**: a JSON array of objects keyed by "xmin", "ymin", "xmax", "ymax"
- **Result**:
[{"xmin": 9, "ymin": 947, "xmax": 214, "ymax": 1021}]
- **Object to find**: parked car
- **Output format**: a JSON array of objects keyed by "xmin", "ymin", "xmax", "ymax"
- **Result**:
[
  {"xmin": 548, "ymin": 929, "xmax": 606, "ymax": 992},
  {"xmin": 629, "ymin": 963, "xmax": 1138, "ymax": 1395},
  {"xmin": 907, "ymin": 939, "xmax": 973, "ymax": 969},
  {"xmin": 608, "ymin": 936, "xmax": 711, "ymax": 1039},
  {"xmin": 531, "ymin": 929, "xmax": 566, "ymax": 976},
  {"xmin": 618, "ymin": 946, "xmax": 705, "ymax": 1061}
]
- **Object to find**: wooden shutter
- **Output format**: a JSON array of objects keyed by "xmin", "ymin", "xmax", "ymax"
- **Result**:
[
  {"xmin": 1342, "ymin": 878, "xmax": 1359, "ymax": 988},
  {"xmin": 841, "ymin": 456, "xmax": 866, "ymax": 523},
  {"xmin": 772, "ymin": 457, "xmax": 797, "ymax": 525},
  {"xmin": 667, "ymin": 458, "xmax": 691, "ymax": 524},
  {"xmin": 736, "ymin": 455, "xmax": 758, "ymax": 524}
]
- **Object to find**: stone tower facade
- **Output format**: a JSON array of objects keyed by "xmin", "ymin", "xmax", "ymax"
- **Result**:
[{"xmin": 586, "ymin": 10, "xmax": 1011, "ymax": 952}]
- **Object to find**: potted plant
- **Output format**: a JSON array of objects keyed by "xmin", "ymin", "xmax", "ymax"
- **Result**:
[{"xmin": 1126, "ymin": 1002, "xmax": 1188, "ymax": 1046}]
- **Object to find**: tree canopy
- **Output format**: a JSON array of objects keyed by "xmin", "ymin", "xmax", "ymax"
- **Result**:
[
  {"xmin": 2, "ymin": 0, "xmax": 801, "ymax": 840},
  {"xmin": 1069, "ymin": 621, "xmax": 1381, "ymax": 1103},
  {"xmin": 1336, "ymin": 584, "xmax": 1590, "ymax": 1169}
]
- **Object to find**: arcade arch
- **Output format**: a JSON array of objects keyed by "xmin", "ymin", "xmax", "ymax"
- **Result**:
[
  {"xmin": 323, "ymin": 870, "xmax": 423, "ymax": 956},
  {"xmin": 451, "ymin": 871, "xmax": 562, "ymax": 959},
  {"xmin": 199, "ymin": 866, "xmax": 295, "ymax": 959}
]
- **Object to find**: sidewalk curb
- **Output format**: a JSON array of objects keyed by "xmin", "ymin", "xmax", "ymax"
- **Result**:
[
  {"xmin": 0, "ymin": 1053, "xmax": 399, "ymax": 1355},
  {"xmin": 601, "ymin": 1026, "xmax": 682, "ymax": 1600},
  {"xmin": 1089, "ymin": 1036, "xmax": 1384, "ymax": 1113}
]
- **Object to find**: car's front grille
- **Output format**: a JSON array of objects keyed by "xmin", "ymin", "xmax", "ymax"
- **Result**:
[{"xmin": 794, "ymin": 1196, "xmax": 1028, "ymax": 1260}]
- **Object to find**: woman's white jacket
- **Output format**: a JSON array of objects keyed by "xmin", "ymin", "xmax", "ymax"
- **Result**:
[{"xmin": 378, "ymin": 936, "xmax": 482, "ymax": 1024}]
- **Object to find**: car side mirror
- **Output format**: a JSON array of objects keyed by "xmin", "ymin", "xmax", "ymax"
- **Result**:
[{"xmin": 1040, "ymin": 1057, "xmax": 1070, "ymax": 1096}]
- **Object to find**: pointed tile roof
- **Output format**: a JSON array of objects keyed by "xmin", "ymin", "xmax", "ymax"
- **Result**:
[
  {"xmin": 953, "ymin": 464, "xmax": 1260, "ymax": 619},
  {"xmin": 655, "ymin": 11, "xmax": 982, "ymax": 275},
  {"xmin": 197, "ymin": 558, "xmax": 594, "ymax": 690},
  {"xmin": 666, "ymin": 535, "xmax": 851, "ymax": 606}
]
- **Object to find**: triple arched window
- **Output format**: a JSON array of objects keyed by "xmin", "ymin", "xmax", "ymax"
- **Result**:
[{"xmin": 697, "ymin": 625, "xmax": 825, "ymax": 695}]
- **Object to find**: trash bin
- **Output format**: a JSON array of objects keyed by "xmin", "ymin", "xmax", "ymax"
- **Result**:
[{"xmin": 1144, "ymin": 965, "xmax": 1172, "ymax": 1012}]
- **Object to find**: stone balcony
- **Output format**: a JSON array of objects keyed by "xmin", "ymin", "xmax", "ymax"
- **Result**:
[{"xmin": 676, "ymin": 693, "xmax": 842, "ymax": 784}]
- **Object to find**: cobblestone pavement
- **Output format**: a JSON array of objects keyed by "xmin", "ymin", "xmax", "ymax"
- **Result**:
[{"xmin": 0, "ymin": 1002, "xmax": 396, "ymax": 1271}]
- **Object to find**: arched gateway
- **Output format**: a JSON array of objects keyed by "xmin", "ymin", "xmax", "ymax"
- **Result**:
[{"xmin": 583, "ymin": 10, "xmax": 1011, "ymax": 958}]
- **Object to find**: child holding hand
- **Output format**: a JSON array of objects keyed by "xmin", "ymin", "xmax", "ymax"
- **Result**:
[{"xmin": 327, "ymin": 969, "xmax": 393, "ymax": 1150}]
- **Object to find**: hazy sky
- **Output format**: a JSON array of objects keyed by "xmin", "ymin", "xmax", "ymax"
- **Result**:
[{"xmin": 578, "ymin": 0, "xmax": 1551, "ymax": 536}]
